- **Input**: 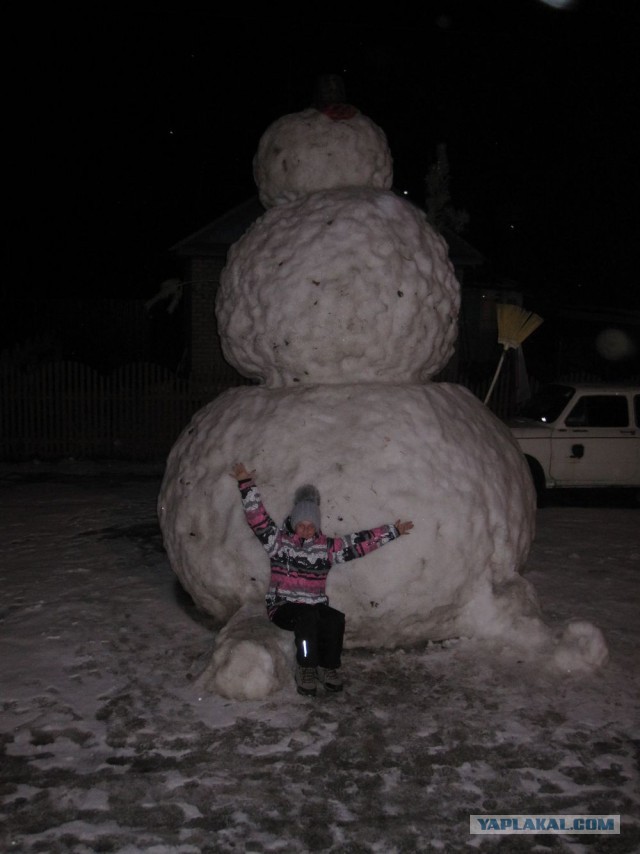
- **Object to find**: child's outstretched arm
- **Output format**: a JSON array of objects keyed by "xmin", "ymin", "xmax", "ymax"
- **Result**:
[
  {"xmin": 330, "ymin": 518, "xmax": 414, "ymax": 565},
  {"xmin": 231, "ymin": 462, "xmax": 254, "ymax": 482},
  {"xmin": 230, "ymin": 462, "xmax": 279, "ymax": 554},
  {"xmin": 395, "ymin": 520, "xmax": 414, "ymax": 536}
]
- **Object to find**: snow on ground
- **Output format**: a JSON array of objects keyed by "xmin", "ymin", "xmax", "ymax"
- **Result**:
[{"xmin": 1, "ymin": 460, "xmax": 639, "ymax": 853}]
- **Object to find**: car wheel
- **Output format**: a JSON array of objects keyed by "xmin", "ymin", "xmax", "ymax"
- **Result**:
[{"xmin": 525, "ymin": 455, "xmax": 547, "ymax": 508}]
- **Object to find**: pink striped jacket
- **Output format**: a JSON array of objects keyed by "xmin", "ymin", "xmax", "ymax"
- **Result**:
[{"xmin": 238, "ymin": 479, "xmax": 399, "ymax": 618}]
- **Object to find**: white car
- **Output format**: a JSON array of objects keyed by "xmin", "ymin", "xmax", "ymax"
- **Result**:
[{"xmin": 507, "ymin": 383, "xmax": 640, "ymax": 500}]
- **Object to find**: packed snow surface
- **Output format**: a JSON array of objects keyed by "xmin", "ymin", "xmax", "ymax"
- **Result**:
[
  {"xmin": 253, "ymin": 108, "xmax": 393, "ymax": 208},
  {"xmin": 1, "ymin": 463, "xmax": 638, "ymax": 852},
  {"xmin": 216, "ymin": 188, "xmax": 460, "ymax": 386},
  {"xmin": 159, "ymin": 383, "xmax": 538, "ymax": 649}
]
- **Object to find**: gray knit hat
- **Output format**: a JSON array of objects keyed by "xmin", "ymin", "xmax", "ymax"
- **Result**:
[{"xmin": 290, "ymin": 484, "xmax": 321, "ymax": 531}]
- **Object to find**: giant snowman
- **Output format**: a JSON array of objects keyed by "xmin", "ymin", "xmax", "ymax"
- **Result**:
[{"xmin": 159, "ymin": 82, "xmax": 607, "ymax": 699}]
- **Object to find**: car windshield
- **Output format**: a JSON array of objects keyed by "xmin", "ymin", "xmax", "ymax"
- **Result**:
[{"xmin": 517, "ymin": 384, "xmax": 576, "ymax": 423}]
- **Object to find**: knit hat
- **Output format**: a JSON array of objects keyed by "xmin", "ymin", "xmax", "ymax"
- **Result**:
[{"xmin": 290, "ymin": 484, "xmax": 321, "ymax": 531}]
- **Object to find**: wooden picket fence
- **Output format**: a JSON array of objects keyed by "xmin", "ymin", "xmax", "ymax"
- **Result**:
[
  {"xmin": 7, "ymin": 358, "xmax": 620, "ymax": 463},
  {"xmin": 1, "ymin": 358, "xmax": 527, "ymax": 462},
  {"xmin": 0, "ymin": 362, "xmax": 221, "ymax": 461}
]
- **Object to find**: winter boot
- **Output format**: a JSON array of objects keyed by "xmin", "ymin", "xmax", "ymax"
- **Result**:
[
  {"xmin": 318, "ymin": 667, "xmax": 343, "ymax": 693},
  {"xmin": 295, "ymin": 666, "xmax": 317, "ymax": 696}
]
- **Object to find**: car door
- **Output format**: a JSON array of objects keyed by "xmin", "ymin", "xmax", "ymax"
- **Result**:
[{"xmin": 549, "ymin": 393, "xmax": 638, "ymax": 486}]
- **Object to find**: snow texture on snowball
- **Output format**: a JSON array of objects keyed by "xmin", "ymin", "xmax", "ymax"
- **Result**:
[
  {"xmin": 158, "ymin": 381, "xmax": 537, "ymax": 651},
  {"xmin": 552, "ymin": 621, "xmax": 609, "ymax": 674},
  {"xmin": 216, "ymin": 188, "xmax": 460, "ymax": 387},
  {"xmin": 198, "ymin": 603, "xmax": 293, "ymax": 700},
  {"xmin": 253, "ymin": 108, "xmax": 393, "ymax": 208}
]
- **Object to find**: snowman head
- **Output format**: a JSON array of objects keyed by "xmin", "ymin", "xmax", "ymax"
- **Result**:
[{"xmin": 253, "ymin": 81, "xmax": 393, "ymax": 208}]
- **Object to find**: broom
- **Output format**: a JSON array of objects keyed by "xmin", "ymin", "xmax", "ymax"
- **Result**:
[{"xmin": 483, "ymin": 304, "xmax": 543, "ymax": 405}]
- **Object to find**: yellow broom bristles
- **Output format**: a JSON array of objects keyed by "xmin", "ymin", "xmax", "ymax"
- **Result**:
[
  {"xmin": 484, "ymin": 303, "xmax": 543, "ymax": 405},
  {"xmin": 496, "ymin": 303, "xmax": 544, "ymax": 350}
]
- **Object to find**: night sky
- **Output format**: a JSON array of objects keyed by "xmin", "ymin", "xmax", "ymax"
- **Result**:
[{"xmin": 7, "ymin": 2, "xmax": 640, "ymax": 310}]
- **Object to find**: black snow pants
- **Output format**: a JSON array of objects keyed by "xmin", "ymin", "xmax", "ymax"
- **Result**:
[{"xmin": 271, "ymin": 603, "xmax": 345, "ymax": 669}]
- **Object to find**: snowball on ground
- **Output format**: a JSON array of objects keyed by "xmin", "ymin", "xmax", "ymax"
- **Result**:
[
  {"xmin": 552, "ymin": 620, "xmax": 609, "ymax": 673},
  {"xmin": 216, "ymin": 189, "xmax": 460, "ymax": 387},
  {"xmin": 159, "ymin": 382, "xmax": 537, "ymax": 650},
  {"xmin": 253, "ymin": 108, "xmax": 393, "ymax": 208},
  {"xmin": 198, "ymin": 603, "xmax": 294, "ymax": 700}
]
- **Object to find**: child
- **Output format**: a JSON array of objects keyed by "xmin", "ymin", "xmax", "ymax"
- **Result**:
[{"xmin": 231, "ymin": 463, "xmax": 414, "ymax": 696}]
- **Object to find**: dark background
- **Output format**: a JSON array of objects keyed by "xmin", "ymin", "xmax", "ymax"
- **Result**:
[{"xmin": 6, "ymin": 2, "xmax": 640, "ymax": 311}]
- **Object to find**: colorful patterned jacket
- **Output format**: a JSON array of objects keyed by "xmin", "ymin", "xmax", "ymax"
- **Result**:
[{"xmin": 238, "ymin": 478, "xmax": 400, "ymax": 618}]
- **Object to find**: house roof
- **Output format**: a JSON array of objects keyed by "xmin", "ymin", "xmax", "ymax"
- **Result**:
[
  {"xmin": 171, "ymin": 198, "xmax": 266, "ymax": 257},
  {"xmin": 439, "ymin": 227, "xmax": 484, "ymax": 268},
  {"xmin": 172, "ymin": 194, "xmax": 484, "ymax": 268}
]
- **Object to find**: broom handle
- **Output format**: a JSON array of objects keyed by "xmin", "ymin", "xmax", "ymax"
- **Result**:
[{"xmin": 484, "ymin": 348, "xmax": 507, "ymax": 405}]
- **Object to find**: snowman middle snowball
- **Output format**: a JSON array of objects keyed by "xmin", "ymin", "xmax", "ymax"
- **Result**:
[{"xmin": 216, "ymin": 187, "xmax": 460, "ymax": 387}]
